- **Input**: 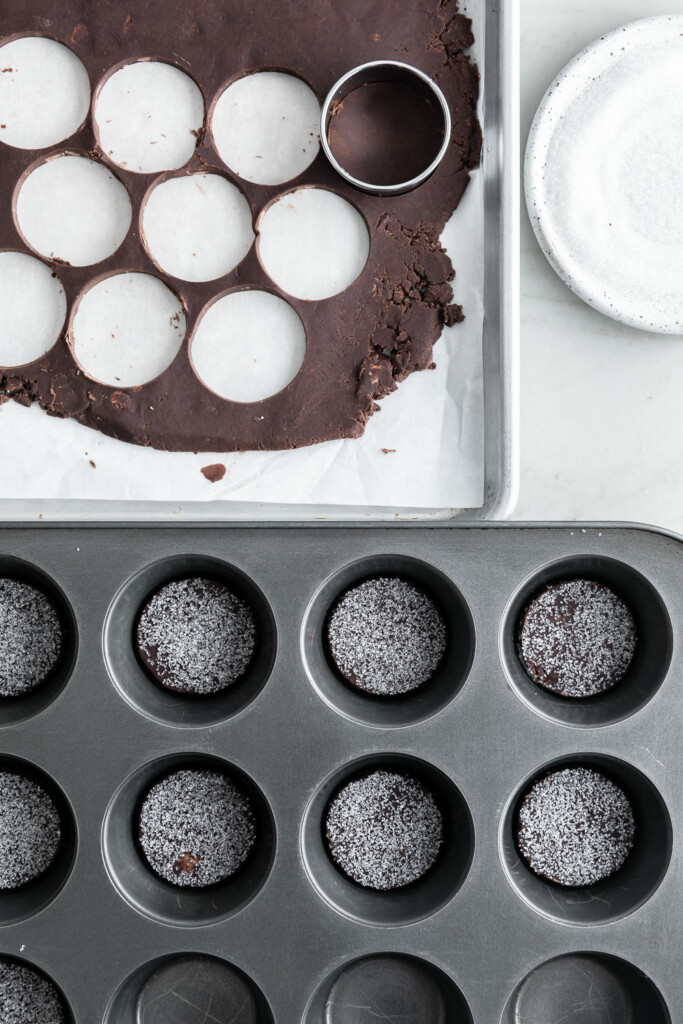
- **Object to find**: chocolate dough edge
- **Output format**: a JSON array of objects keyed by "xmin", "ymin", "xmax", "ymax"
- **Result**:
[{"xmin": 0, "ymin": 0, "xmax": 481, "ymax": 453}]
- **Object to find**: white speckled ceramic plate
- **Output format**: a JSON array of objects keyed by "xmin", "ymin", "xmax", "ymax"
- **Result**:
[{"xmin": 525, "ymin": 16, "xmax": 683, "ymax": 335}]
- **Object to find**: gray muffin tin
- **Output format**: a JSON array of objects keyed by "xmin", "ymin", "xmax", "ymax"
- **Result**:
[{"xmin": 0, "ymin": 522, "xmax": 681, "ymax": 1022}]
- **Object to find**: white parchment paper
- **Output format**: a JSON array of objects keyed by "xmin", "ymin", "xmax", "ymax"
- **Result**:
[{"xmin": 0, "ymin": 4, "xmax": 484, "ymax": 517}]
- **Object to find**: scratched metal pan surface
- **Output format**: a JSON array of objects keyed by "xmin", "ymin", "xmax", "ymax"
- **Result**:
[{"xmin": 0, "ymin": 522, "xmax": 679, "ymax": 1023}]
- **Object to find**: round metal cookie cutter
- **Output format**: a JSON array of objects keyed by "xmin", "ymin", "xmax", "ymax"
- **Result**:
[{"xmin": 321, "ymin": 60, "xmax": 452, "ymax": 196}]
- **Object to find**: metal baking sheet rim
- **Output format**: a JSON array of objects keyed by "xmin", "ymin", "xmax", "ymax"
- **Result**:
[{"xmin": 0, "ymin": 1, "xmax": 520, "ymax": 524}]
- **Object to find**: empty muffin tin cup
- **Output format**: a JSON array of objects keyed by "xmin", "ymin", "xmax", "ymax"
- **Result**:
[
  {"xmin": 321, "ymin": 60, "xmax": 452, "ymax": 195},
  {"xmin": 501, "ymin": 951, "xmax": 670, "ymax": 1024},
  {"xmin": 304, "ymin": 952, "xmax": 472, "ymax": 1024},
  {"xmin": 104, "ymin": 953, "xmax": 274, "ymax": 1024}
]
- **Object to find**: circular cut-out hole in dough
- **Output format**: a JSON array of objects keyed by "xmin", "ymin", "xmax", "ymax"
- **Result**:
[
  {"xmin": 0, "ymin": 252, "xmax": 66, "ymax": 367},
  {"xmin": 211, "ymin": 71, "xmax": 320, "ymax": 186},
  {"xmin": 71, "ymin": 272, "xmax": 185, "ymax": 387},
  {"xmin": 0, "ymin": 37, "xmax": 90, "ymax": 150},
  {"xmin": 257, "ymin": 188, "xmax": 369, "ymax": 300},
  {"xmin": 15, "ymin": 154, "xmax": 132, "ymax": 267},
  {"xmin": 191, "ymin": 290, "xmax": 306, "ymax": 402},
  {"xmin": 142, "ymin": 173, "xmax": 254, "ymax": 282},
  {"xmin": 94, "ymin": 60, "xmax": 204, "ymax": 174}
]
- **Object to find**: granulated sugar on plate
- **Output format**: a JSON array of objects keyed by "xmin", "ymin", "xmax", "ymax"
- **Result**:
[
  {"xmin": 0, "ymin": 959, "xmax": 67, "ymax": 1024},
  {"xmin": 136, "ymin": 578, "xmax": 257, "ymax": 695},
  {"xmin": 0, "ymin": 771, "xmax": 62, "ymax": 890},
  {"xmin": 326, "ymin": 577, "xmax": 447, "ymax": 696},
  {"xmin": 138, "ymin": 768, "xmax": 256, "ymax": 887},
  {"xmin": 517, "ymin": 767, "xmax": 635, "ymax": 887},
  {"xmin": 325, "ymin": 770, "xmax": 443, "ymax": 890},
  {"xmin": 519, "ymin": 579, "xmax": 637, "ymax": 697},
  {"xmin": 526, "ymin": 16, "xmax": 683, "ymax": 333},
  {"xmin": 0, "ymin": 579, "xmax": 63, "ymax": 697}
]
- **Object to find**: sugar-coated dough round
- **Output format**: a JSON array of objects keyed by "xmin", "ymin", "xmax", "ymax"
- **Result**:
[
  {"xmin": 136, "ymin": 578, "xmax": 257, "ymax": 695},
  {"xmin": 0, "ymin": 772, "xmax": 62, "ymax": 890},
  {"xmin": 0, "ymin": 580, "xmax": 63, "ymax": 697},
  {"xmin": 138, "ymin": 768, "xmax": 256, "ymax": 887},
  {"xmin": 0, "ymin": 959, "xmax": 67, "ymax": 1024},
  {"xmin": 517, "ymin": 767, "xmax": 635, "ymax": 887},
  {"xmin": 327, "ymin": 577, "xmax": 447, "ymax": 696},
  {"xmin": 519, "ymin": 579, "xmax": 636, "ymax": 698},
  {"xmin": 325, "ymin": 770, "xmax": 442, "ymax": 890}
]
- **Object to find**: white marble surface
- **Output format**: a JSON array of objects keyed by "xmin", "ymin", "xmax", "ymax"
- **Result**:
[{"xmin": 514, "ymin": 0, "xmax": 683, "ymax": 533}]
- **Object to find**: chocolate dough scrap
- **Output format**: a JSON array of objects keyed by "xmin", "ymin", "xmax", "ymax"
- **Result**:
[
  {"xmin": 0, "ymin": 0, "xmax": 481, "ymax": 452},
  {"xmin": 201, "ymin": 462, "xmax": 226, "ymax": 482}
]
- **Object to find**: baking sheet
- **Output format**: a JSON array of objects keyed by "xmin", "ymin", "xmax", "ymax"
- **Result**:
[{"xmin": 0, "ymin": 0, "xmax": 515, "ymax": 520}]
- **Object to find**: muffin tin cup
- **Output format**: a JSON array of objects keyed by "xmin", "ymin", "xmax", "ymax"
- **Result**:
[
  {"xmin": 0, "ymin": 523, "xmax": 680, "ymax": 1023},
  {"xmin": 0, "ymin": 555, "xmax": 78, "ymax": 728},
  {"xmin": 302, "ymin": 554, "xmax": 475, "ymax": 729},
  {"xmin": 501, "ymin": 951, "xmax": 671, "ymax": 1024},
  {"xmin": 104, "ymin": 952, "xmax": 275, "ymax": 1024},
  {"xmin": 500, "ymin": 554, "xmax": 673, "ymax": 728},
  {"xmin": 102, "ymin": 751, "xmax": 276, "ymax": 927},
  {"xmin": 499, "ymin": 752, "xmax": 672, "ymax": 926},
  {"xmin": 301, "ymin": 752, "xmax": 474, "ymax": 926},
  {"xmin": 303, "ymin": 952, "xmax": 473, "ymax": 1024},
  {"xmin": 103, "ymin": 553, "xmax": 277, "ymax": 729},
  {"xmin": 0, "ymin": 753, "xmax": 77, "ymax": 926}
]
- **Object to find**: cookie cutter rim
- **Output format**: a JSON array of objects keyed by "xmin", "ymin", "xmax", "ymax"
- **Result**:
[{"xmin": 320, "ymin": 60, "xmax": 452, "ymax": 196}]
